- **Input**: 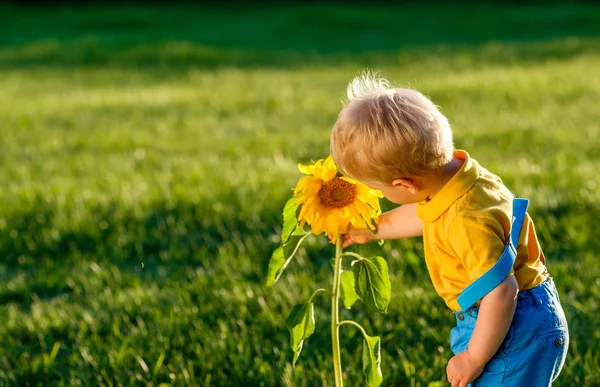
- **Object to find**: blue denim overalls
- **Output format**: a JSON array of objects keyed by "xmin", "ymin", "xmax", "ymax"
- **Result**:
[{"xmin": 450, "ymin": 198, "xmax": 569, "ymax": 386}]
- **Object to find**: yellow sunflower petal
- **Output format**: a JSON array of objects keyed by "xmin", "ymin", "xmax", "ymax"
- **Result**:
[
  {"xmin": 311, "ymin": 216, "xmax": 327, "ymax": 236},
  {"xmin": 294, "ymin": 176, "xmax": 322, "ymax": 195},
  {"xmin": 298, "ymin": 196, "xmax": 319, "ymax": 224},
  {"xmin": 353, "ymin": 181, "xmax": 383, "ymax": 199},
  {"xmin": 331, "ymin": 213, "xmax": 343, "ymax": 236},
  {"xmin": 298, "ymin": 162, "xmax": 316, "ymax": 175},
  {"xmin": 322, "ymin": 156, "xmax": 338, "ymax": 181},
  {"xmin": 309, "ymin": 158, "xmax": 334, "ymax": 181},
  {"xmin": 324, "ymin": 155, "xmax": 336, "ymax": 169},
  {"xmin": 356, "ymin": 191, "xmax": 382, "ymax": 213}
]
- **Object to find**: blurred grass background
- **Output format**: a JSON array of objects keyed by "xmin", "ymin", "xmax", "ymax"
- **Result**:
[{"xmin": 1, "ymin": 2, "xmax": 599, "ymax": 386}]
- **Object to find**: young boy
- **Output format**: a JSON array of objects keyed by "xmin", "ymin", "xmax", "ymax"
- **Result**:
[{"xmin": 330, "ymin": 73, "xmax": 569, "ymax": 386}]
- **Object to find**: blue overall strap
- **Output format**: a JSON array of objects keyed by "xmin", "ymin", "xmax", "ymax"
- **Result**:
[{"xmin": 456, "ymin": 198, "xmax": 529, "ymax": 311}]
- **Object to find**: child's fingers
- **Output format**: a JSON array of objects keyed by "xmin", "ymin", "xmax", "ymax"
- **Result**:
[
  {"xmin": 342, "ymin": 234, "xmax": 354, "ymax": 248},
  {"xmin": 327, "ymin": 234, "xmax": 335, "ymax": 244}
]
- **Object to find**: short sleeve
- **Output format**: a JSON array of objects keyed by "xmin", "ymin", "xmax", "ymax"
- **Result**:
[{"xmin": 449, "ymin": 214, "xmax": 512, "ymax": 281}]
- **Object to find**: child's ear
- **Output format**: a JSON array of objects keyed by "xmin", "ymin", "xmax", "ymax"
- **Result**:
[{"xmin": 392, "ymin": 178, "xmax": 419, "ymax": 194}]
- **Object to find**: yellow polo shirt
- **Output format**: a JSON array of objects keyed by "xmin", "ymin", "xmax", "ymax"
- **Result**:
[{"xmin": 416, "ymin": 150, "xmax": 549, "ymax": 311}]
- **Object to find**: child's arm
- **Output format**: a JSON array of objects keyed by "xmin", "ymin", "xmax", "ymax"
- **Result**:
[
  {"xmin": 341, "ymin": 203, "xmax": 423, "ymax": 247},
  {"xmin": 446, "ymin": 275, "xmax": 519, "ymax": 387}
]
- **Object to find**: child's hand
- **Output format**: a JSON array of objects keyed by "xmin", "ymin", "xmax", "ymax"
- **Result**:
[
  {"xmin": 341, "ymin": 226, "xmax": 375, "ymax": 248},
  {"xmin": 446, "ymin": 350, "xmax": 484, "ymax": 387}
]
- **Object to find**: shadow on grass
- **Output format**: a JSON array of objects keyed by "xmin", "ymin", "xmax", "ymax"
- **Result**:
[
  {"xmin": 0, "ymin": 197, "xmax": 275, "ymax": 265},
  {"xmin": 1, "ymin": 193, "xmax": 598, "ymax": 300},
  {"xmin": 0, "ymin": 194, "xmax": 275, "ymax": 304},
  {"xmin": 0, "ymin": 3, "xmax": 599, "ymax": 70}
]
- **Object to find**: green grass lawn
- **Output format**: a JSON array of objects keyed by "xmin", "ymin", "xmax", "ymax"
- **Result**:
[{"xmin": 1, "ymin": 2, "xmax": 599, "ymax": 386}]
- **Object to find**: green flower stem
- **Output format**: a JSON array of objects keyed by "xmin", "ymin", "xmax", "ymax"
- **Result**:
[
  {"xmin": 332, "ymin": 237, "xmax": 344, "ymax": 387},
  {"xmin": 338, "ymin": 320, "xmax": 369, "ymax": 341},
  {"xmin": 341, "ymin": 251, "xmax": 364, "ymax": 261},
  {"xmin": 307, "ymin": 288, "xmax": 326, "ymax": 304}
]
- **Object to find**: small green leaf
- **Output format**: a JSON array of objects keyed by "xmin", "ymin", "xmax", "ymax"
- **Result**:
[
  {"xmin": 266, "ymin": 246, "xmax": 285, "ymax": 287},
  {"xmin": 352, "ymin": 256, "xmax": 391, "ymax": 313},
  {"xmin": 266, "ymin": 228, "xmax": 309, "ymax": 287},
  {"xmin": 362, "ymin": 333, "xmax": 383, "ymax": 387},
  {"xmin": 340, "ymin": 271, "xmax": 360, "ymax": 309},
  {"xmin": 265, "ymin": 197, "xmax": 308, "ymax": 286},
  {"xmin": 281, "ymin": 197, "xmax": 301, "ymax": 244},
  {"xmin": 285, "ymin": 303, "xmax": 316, "ymax": 367}
]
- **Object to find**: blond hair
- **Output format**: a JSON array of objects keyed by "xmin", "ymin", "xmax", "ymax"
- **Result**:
[{"xmin": 330, "ymin": 72, "xmax": 454, "ymax": 185}]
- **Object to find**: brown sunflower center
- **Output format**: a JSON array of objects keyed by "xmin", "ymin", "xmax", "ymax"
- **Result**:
[{"xmin": 318, "ymin": 177, "xmax": 357, "ymax": 208}]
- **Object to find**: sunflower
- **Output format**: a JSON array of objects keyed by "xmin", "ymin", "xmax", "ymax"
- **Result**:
[{"xmin": 293, "ymin": 155, "xmax": 383, "ymax": 241}]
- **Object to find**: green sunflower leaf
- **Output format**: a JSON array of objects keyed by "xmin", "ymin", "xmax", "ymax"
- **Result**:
[
  {"xmin": 266, "ymin": 227, "xmax": 309, "ymax": 287},
  {"xmin": 266, "ymin": 246, "xmax": 286, "ymax": 287},
  {"xmin": 362, "ymin": 333, "xmax": 383, "ymax": 387},
  {"xmin": 281, "ymin": 196, "xmax": 301, "ymax": 245},
  {"xmin": 285, "ymin": 302, "xmax": 316, "ymax": 367},
  {"xmin": 265, "ymin": 197, "xmax": 309, "ymax": 287},
  {"xmin": 352, "ymin": 256, "xmax": 391, "ymax": 313},
  {"xmin": 340, "ymin": 270, "xmax": 360, "ymax": 309}
]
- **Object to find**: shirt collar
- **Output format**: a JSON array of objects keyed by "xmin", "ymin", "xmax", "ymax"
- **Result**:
[{"xmin": 416, "ymin": 150, "xmax": 479, "ymax": 222}]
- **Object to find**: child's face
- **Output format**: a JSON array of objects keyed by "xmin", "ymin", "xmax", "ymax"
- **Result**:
[{"xmin": 365, "ymin": 179, "xmax": 428, "ymax": 205}]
